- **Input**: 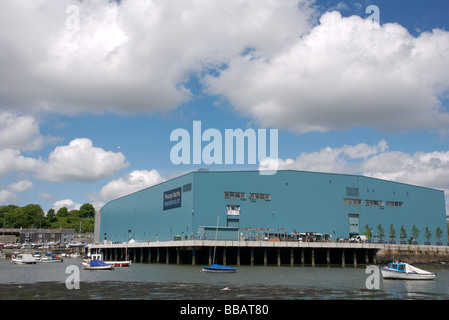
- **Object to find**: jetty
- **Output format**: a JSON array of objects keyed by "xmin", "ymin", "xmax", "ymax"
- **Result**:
[{"xmin": 87, "ymin": 240, "xmax": 449, "ymax": 268}]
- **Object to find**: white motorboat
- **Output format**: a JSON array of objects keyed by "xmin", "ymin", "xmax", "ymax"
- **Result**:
[
  {"xmin": 11, "ymin": 253, "xmax": 38, "ymax": 265},
  {"xmin": 381, "ymin": 262, "xmax": 435, "ymax": 280}
]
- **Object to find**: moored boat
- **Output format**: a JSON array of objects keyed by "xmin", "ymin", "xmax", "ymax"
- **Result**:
[
  {"xmin": 84, "ymin": 259, "xmax": 115, "ymax": 270},
  {"xmin": 11, "ymin": 253, "xmax": 38, "ymax": 265},
  {"xmin": 381, "ymin": 262, "xmax": 435, "ymax": 280},
  {"xmin": 40, "ymin": 252, "xmax": 63, "ymax": 263},
  {"xmin": 82, "ymin": 253, "xmax": 131, "ymax": 267},
  {"xmin": 201, "ymin": 264, "xmax": 237, "ymax": 273}
]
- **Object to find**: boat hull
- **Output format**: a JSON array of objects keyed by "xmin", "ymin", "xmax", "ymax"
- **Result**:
[
  {"xmin": 40, "ymin": 258, "xmax": 63, "ymax": 263},
  {"xmin": 12, "ymin": 260, "xmax": 37, "ymax": 265},
  {"xmin": 381, "ymin": 267, "xmax": 435, "ymax": 280},
  {"xmin": 201, "ymin": 264, "xmax": 236, "ymax": 273},
  {"xmin": 84, "ymin": 265, "xmax": 115, "ymax": 270}
]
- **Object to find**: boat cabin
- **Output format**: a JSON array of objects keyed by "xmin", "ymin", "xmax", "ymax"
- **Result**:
[{"xmin": 386, "ymin": 263, "xmax": 406, "ymax": 272}]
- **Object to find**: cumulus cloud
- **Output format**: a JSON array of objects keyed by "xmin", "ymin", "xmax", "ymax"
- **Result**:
[
  {"xmin": 260, "ymin": 140, "xmax": 449, "ymax": 195},
  {"xmin": 0, "ymin": 0, "xmax": 314, "ymax": 115},
  {"xmin": 0, "ymin": 112, "xmax": 45, "ymax": 151},
  {"xmin": 206, "ymin": 11, "xmax": 449, "ymax": 134},
  {"xmin": 0, "ymin": 149, "xmax": 42, "ymax": 177},
  {"xmin": 35, "ymin": 138, "xmax": 129, "ymax": 182},
  {"xmin": 90, "ymin": 169, "xmax": 165, "ymax": 204},
  {"xmin": 53, "ymin": 199, "xmax": 82, "ymax": 212},
  {"xmin": 0, "ymin": 190, "xmax": 18, "ymax": 205},
  {"xmin": 7, "ymin": 180, "xmax": 33, "ymax": 193}
]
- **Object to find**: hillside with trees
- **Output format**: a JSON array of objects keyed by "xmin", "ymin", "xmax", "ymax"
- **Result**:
[{"xmin": 0, "ymin": 203, "xmax": 95, "ymax": 232}]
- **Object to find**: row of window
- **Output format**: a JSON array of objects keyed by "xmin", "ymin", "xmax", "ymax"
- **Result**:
[
  {"xmin": 346, "ymin": 187, "xmax": 409, "ymax": 197},
  {"xmin": 344, "ymin": 198, "xmax": 403, "ymax": 207},
  {"xmin": 224, "ymin": 192, "xmax": 271, "ymax": 201}
]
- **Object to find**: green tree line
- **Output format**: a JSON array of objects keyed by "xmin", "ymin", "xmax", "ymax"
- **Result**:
[{"xmin": 0, "ymin": 203, "xmax": 95, "ymax": 233}]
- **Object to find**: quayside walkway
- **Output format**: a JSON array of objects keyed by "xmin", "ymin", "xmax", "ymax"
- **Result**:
[{"xmin": 88, "ymin": 240, "xmax": 398, "ymax": 267}]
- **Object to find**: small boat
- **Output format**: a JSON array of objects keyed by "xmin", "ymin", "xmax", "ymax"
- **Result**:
[
  {"xmin": 40, "ymin": 253, "xmax": 63, "ymax": 263},
  {"xmin": 11, "ymin": 253, "xmax": 38, "ymax": 265},
  {"xmin": 200, "ymin": 216, "xmax": 237, "ymax": 273},
  {"xmin": 201, "ymin": 264, "xmax": 237, "ymax": 273},
  {"xmin": 82, "ymin": 253, "xmax": 131, "ymax": 267},
  {"xmin": 70, "ymin": 252, "xmax": 81, "ymax": 258},
  {"xmin": 84, "ymin": 259, "xmax": 115, "ymax": 270},
  {"xmin": 381, "ymin": 262, "xmax": 435, "ymax": 280}
]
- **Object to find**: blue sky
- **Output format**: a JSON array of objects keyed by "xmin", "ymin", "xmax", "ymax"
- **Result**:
[{"xmin": 0, "ymin": 0, "xmax": 448, "ymax": 215}]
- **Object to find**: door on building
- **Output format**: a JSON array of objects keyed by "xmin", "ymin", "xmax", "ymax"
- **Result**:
[
  {"xmin": 227, "ymin": 205, "xmax": 240, "ymax": 228},
  {"xmin": 348, "ymin": 213, "xmax": 360, "ymax": 237}
]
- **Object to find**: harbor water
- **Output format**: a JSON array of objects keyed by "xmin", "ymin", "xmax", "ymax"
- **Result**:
[{"xmin": 1, "ymin": 258, "xmax": 448, "ymax": 300}]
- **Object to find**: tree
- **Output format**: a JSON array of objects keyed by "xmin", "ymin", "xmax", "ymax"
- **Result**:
[
  {"xmin": 46, "ymin": 208, "xmax": 57, "ymax": 223},
  {"xmin": 399, "ymin": 225, "xmax": 407, "ymax": 242},
  {"xmin": 411, "ymin": 224, "xmax": 420, "ymax": 243},
  {"xmin": 79, "ymin": 203, "xmax": 95, "ymax": 218},
  {"xmin": 4, "ymin": 204, "xmax": 44, "ymax": 228},
  {"xmin": 389, "ymin": 224, "xmax": 396, "ymax": 242},
  {"xmin": 435, "ymin": 226, "xmax": 443, "ymax": 244},
  {"xmin": 424, "ymin": 226, "xmax": 432, "ymax": 243},
  {"xmin": 364, "ymin": 224, "xmax": 373, "ymax": 240},
  {"xmin": 56, "ymin": 207, "xmax": 69, "ymax": 217},
  {"xmin": 377, "ymin": 224, "xmax": 385, "ymax": 241}
]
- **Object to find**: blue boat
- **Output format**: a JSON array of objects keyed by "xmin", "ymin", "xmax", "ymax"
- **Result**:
[
  {"xmin": 201, "ymin": 264, "xmax": 237, "ymax": 273},
  {"xmin": 200, "ymin": 216, "xmax": 237, "ymax": 273},
  {"xmin": 84, "ymin": 259, "xmax": 115, "ymax": 270}
]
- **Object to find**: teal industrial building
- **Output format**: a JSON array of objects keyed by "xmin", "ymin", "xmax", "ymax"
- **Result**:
[{"xmin": 98, "ymin": 170, "xmax": 447, "ymax": 245}]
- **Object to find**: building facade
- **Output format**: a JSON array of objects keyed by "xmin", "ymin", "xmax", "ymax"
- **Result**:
[
  {"xmin": 98, "ymin": 170, "xmax": 447, "ymax": 244},
  {"xmin": 19, "ymin": 228, "xmax": 75, "ymax": 245}
]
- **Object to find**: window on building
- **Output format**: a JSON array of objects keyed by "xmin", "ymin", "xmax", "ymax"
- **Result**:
[
  {"xmin": 224, "ymin": 191, "xmax": 246, "ymax": 199},
  {"xmin": 346, "ymin": 187, "xmax": 359, "ymax": 197},
  {"xmin": 249, "ymin": 193, "xmax": 271, "ymax": 200},
  {"xmin": 386, "ymin": 201, "xmax": 403, "ymax": 207},
  {"xmin": 344, "ymin": 198, "xmax": 362, "ymax": 205},
  {"xmin": 227, "ymin": 205, "xmax": 240, "ymax": 216},
  {"xmin": 183, "ymin": 183, "xmax": 192, "ymax": 192},
  {"xmin": 365, "ymin": 200, "xmax": 384, "ymax": 207}
]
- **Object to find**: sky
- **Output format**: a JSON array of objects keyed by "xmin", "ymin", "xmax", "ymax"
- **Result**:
[{"xmin": 0, "ymin": 0, "xmax": 449, "ymax": 216}]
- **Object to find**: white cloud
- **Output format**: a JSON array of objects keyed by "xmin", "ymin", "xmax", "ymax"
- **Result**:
[
  {"xmin": 0, "ymin": 112, "xmax": 44, "ymax": 151},
  {"xmin": 89, "ymin": 169, "xmax": 165, "ymax": 204},
  {"xmin": 260, "ymin": 140, "xmax": 449, "ymax": 195},
  {"xmin": 53, "ymin": 199, "xmax": 81, "ymax": 212},
  {"xmin": 0, "ymin": 190, "xmax": 18, "ymax": 205},
  {"xmin": 0, "ymin": 149, "xmax": 42, "ymax": 177},
  {"xmin": 0, "ymin": 0, "xmax": 314, "ymax": 115},
  {"xmin": 35, "ymin": 138, "xmax": 129, "ymax": 182},
  {"xmin": 206, "ymin": 11, "xmax": 449, "ymax": 134},
  {"xmin": 7, "ymin": 180, "xmax": 33, "ymax": 193},
  {"xmin": 260, "ymin": 140, "xmax": 388, "ymax": 173},
  {"xmin": 361, "ymin": 150, "xmax": 449, "ymax": 192}
]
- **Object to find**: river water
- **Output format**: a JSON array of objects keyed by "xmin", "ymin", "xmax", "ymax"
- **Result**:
[{"xmin": 1, "ymin": 258, "xmax": 448, "ymax": 301}]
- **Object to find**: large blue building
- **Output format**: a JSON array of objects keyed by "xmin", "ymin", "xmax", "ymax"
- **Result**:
[{"xmin": 98, "ymin": 170, "xmax": 447, "ymax": 244}]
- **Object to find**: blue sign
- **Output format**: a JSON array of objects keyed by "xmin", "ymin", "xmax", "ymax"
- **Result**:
[{"xmin": 163, "ymin": 187, "xmax": 182, "ymax": 210}]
